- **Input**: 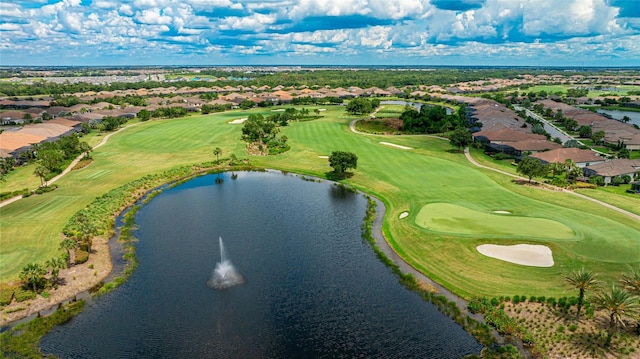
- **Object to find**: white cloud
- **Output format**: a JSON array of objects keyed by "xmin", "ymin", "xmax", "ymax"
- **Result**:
[
  {"xmin": 219, "ymin": 12, "xmax": 277, "ymax": 31},
  {"xmin": 0, "ymin": 3, "xmax": 26, "ymax": 18},
  {"xmin": 357, "ymin": 26, "xmax": 392, "ymax": 48},
  {"xmin": 119, "ymin": 4, "xmax": 134, "ymax": 16},
  {"xmin": 92, "ymin": 1, "xmax": 117, "ymax": 10},
  {"xmin": 136, "ymin": 8, "xmax": 172, "ymax": 25},
  {"xmin": 0, "ymin": 23, "xmax": 22, "ymax": 31}
]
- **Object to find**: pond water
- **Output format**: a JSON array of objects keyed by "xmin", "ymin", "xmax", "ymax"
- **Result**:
[
  {"xmin": 597, "ymin": 109, "xmax": 640, "ymax": 127},
  {"xmin": 41, "ymin": 171, "xmax": 481, "ymax": 358}
]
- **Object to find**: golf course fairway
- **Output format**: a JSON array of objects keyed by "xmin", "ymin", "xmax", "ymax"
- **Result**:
[{"xmin": 1, "ymin": 106, "xmax": 639, "ymax": 301}]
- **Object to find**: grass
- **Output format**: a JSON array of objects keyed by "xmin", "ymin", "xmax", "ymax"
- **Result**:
[
  {"xmin": 415, "ymin": 203, "xmax": 574, "ymax": 239},
  {"xmin": 1, "ymin": 106, "xmax": 639, "ymax": 301},
  {"xmin": 575, "ymin": 185, "xmax": 640, "ymax": 216}
]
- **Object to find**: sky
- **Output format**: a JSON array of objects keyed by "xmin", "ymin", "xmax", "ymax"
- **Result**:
[{"xmin": 0, "ymin": 0, "xmax": 639, "ymax": 67}]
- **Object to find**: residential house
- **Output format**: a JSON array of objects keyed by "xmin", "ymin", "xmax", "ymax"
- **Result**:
[
  {"xmin": 530, "ymin": 148, "xmax": 605, "ymax": 168},
  {"xmin": 583, "ymin": 159, "xmax": 640, "ymax": 184}
]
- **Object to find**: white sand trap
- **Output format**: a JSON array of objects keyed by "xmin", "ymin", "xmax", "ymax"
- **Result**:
[
  {"xmin": 492, "ymin": 210, "xmax": 511, "ymax": 214},
  {"xmin": 318, "ymin": 108, "xmax": 326, "ymax": 112},
  {"xmin": 229, "ymin": 118, "xmax": 247, "ymax": 124},
  {"xmin": 271, "ymin": 109, "xmax": 285, "ymax": 112},
  {"xmin": 380, "ymin": 142, "xmax": 412, "ymax": 150},
  {"xmin": 477, "ymin": 244, "xmax": 554, "ymax": 267},
  {"xmin": 318, "ymin": 155, "xmax": 329, "ymax": 158},
  {"xmin": 399, "ymin": 212, "xmax": 409, "ymax": 219}
]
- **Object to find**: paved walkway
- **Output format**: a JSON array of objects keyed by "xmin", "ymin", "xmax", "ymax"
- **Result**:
[{"xmin": 0, "ymin": 123, "xmax": 141, "ymax": 208}]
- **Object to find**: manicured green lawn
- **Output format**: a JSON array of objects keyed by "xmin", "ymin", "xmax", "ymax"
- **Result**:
[
  {"xmin": 1, "ymin": 106, "xmax": 639, "ymax": 301},
  {"xmin": 415, "ymin": 203, "xmax": 574, "ymax": 239}
]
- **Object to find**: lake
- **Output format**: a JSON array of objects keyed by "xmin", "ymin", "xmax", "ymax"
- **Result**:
[
  {"xmin": 597, "ymin": 109, "xmax": 640, "ymax": 127},
  {"xmin": 41, "ymin": 171, "xmax": 481, "ymax": 358}
]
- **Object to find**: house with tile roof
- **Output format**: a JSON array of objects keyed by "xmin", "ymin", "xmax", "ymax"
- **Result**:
[
  {"xmin": 583, "ymin": 159, "xmax": 640, "ymax": 184},
  {"xmin": 529, "ymin": 148, "xmax": 605, "ymax": 168}
]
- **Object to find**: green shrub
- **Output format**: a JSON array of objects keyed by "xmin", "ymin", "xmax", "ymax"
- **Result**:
[
  {"xmin": 537, "ymin": 296, "xmax": 546, "ymax": 303},
  {"xmin": 0, "ymin": 290, "xmax": 14, "ymax": 306},
  {"xmin": 14, "ymin": 288, "xmax": 36, "ymax": 302},
  {"xmin": 529, "ymin": 295, "xmax": 537, "ymax": 302},
  {"xmin": 568, "ymin": 324, "xmax": 578, "ymax": 332},
  {"xmin": 34, "ymin": 184, "xmax": 58, "ymax": 194},
  {"xmin": 75, "ymin": 249, "xmax": 89, "ymax": 264},
  {"xmin": 557, "ymin": 325, "xmax": 565, "ymax": 332},
  {"xmin": 490, "ymin": 297, "xmax": 500, "ymax": 307}
]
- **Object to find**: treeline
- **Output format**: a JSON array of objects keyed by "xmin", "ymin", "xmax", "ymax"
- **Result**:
[{"xmin": 2, "ymin": 68, "xmax": 626, "ymax": 97}]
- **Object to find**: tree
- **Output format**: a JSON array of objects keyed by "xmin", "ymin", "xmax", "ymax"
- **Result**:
[
  {"xmin": 565, "ymin": 268, "xmax": 600, "ymax": 321},
  {"xmin": 74, "ymin": 211, "xmax": 98, "ymax": 253},
  {"xmin": 239, "ymin": 99, "xmax": 254, "ymax": 110},
  {"xmin": 516, "ymin": 157, "xmax": 547, "ymax": 183},
  {"xmin": 563, "ymin": 139, "xmax": 580, "ymax": 148},
  {"xmin": 591, "ymin": 130, "xmax": 605, "ymax": 145},
  {"xmin": 46, "ymin": 257, "xmax": 67, "ymax": 285},
  {"xmin": 620, "ymin": 265, "xmax": 640, "ymax": 334},
  {"xmin": 78, "ymin": 141, "xmax": 92, "ymax": 159},
  {"xmin": 20, "ymin": 263, "xmax": 47, "ymax": 293},
  {"xmin": 578, "ymin": 125, "xmax": 592, "ymax": 138},
  {"xmin": 34, "ymin": 165, "xmax": 50, "ymax": 187},
  {"xmin": 621, "ymin": 115, "xmax": 631, "ymax": 123},
  {"xmin": 328, "ymin": 151, "xmax": 358, "ymax": 177},
  {"xmin": 59, "ymin": 239, "xmax": 78, "ymax": 267},
  {"xmin": 618, "ymin": 148, "xmax": 630, "ymax": 159},
  {"xmin": 137, "ymin": 109, "xmax": 151, "ymax": 121},
  {"xmin": 449, "ymin": 127, "xmax": 472, "ymax": 152},
  {"xmin": 593, "ymin": 286, "xmax": 639, "ymax": 347},
  {"xmin": 38, "ymin": 149, "xmax": 65, "ymax": 172},
  {"xmin": 213, "ymin": 147, "xmax": 222, "ymax": 163},
  {"xmin": 548, "ymin": 162, "xmax": 565, "ymax": 178},
  {"xmin": 346, "ymin": 98, "xmax": 374, "ymax": 115}
]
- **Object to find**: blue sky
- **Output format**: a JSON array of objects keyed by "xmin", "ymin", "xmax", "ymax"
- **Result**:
[{"xmin": 0, "ymin": 0, "xmax": 639, "ymax": 67}]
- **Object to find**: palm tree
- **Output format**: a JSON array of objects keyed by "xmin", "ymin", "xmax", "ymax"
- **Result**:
[
  {"xmin": 33, "ymin": 165, "xmax": 50, "ymax": 187},
  {"xmin": 620, "ymin": 265, "xmax": 640, "ymax": 334},
  {"xmin": 593, "ymin": 286, "xmax": 639, "ymax": 347},
  {"xmin": 59, "ymin": 238, "xmax": 78, "ymax": 266},
  {"xmin": 20, "ymin": 263, "xmax": 47, "ymax": 293},
  {"xmin": 46, "ymin": 257, "xmax": 67, "ymax": 285},
  {"xmin": 213, "ymin": 147, "xmax": 222, "ymax": 163},
  {"xmin": 565, "ymin": 268, "xmax": 600, "ymax": 320}
]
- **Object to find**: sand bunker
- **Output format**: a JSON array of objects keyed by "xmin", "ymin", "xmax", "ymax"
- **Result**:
[
  {"xmin": 318, "ymin": 108, "xmax": 326, "ymax": 112},
  {"xmin": 318, "ymin": 155, "xmax": 329, "ymax": 158},
  {"xmin": 399, "ymin": 212, "xmax": 409, "ymax": 219},
  {"xmin": 492, "ymin": 210, "xmax": 511, "ymax": 214},
  {"xmin": 380, "ymin": 142, "xmax": 412, "ymax": 150},
  {"xmin": 477, "ymin": 244, "xmax": 554, "ymax": 267},
  {"xmin": 271, "ymin": 109, "xmax": 285, "ymax": 112},
  {"xmin": 229, "ymin": 118, "xmax": 247, "ymax": 124}
]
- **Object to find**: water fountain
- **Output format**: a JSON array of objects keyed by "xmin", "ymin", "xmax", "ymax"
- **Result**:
[{"xmin": 207, "ymin": 237, "xmax": 244, "ymax": 289}]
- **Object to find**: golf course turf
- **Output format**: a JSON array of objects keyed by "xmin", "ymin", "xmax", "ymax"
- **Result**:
[
  {"xmin": 415, "ymin": 203, "xmax": 574, "ymax": 239},
  {"xmin": 1, "ymin": 106, "xmax": 639, "ymax": 301}
]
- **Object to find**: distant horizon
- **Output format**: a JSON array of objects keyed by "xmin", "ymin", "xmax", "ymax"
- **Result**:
[
  {"xmin": 1, "ymin": 1, "xmax": 639, "ymax": 67},
  {"xmin": 2, "ymin": 64, "xmax": 640, "ymax": 70}
]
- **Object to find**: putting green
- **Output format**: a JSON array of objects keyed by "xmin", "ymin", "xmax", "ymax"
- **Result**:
[{"xmin": 415, "ymin": 203, "xmax": 574, "ymax": 239}]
